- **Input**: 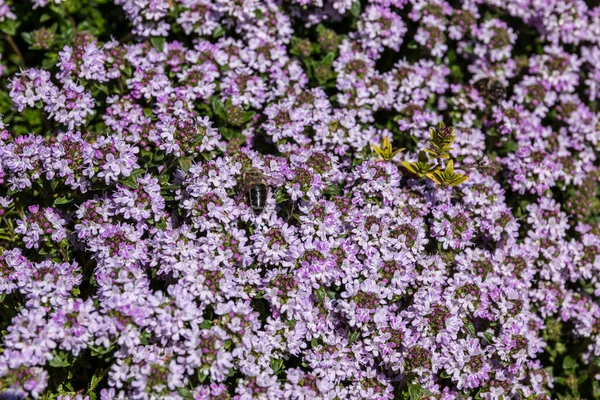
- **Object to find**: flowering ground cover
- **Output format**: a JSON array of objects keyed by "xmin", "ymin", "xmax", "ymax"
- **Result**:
[{"xmin": 0, "ymin": 0, "xmax": 599, "ymax": 399}]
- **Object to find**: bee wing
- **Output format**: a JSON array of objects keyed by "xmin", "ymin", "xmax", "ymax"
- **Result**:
[
  {"xmin": 475, "ymin": 156, "xmax": 488, "ymax": 167},
  {"xmin": 261, "ymin": 172, "xmax": 283, "ymax": 186}
]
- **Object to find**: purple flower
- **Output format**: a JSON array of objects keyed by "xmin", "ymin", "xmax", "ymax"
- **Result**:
[{"xmin": 431, "ymin": 203, "xmax": 476, "ymax": 250}]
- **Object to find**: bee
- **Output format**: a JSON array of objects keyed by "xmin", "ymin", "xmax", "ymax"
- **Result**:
[
  {"xmin": 474, "ymin": 77, "xmax": 506, "ymax": 103},
  {"xmin": 241, "ymin": 168, "xmax": 268, "ymax": 214},
  {"xmin": 462, "ymin": 156, "xmax": 494, "ymax": 174}
]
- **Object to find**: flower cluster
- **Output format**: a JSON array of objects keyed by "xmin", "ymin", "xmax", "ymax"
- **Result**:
[{"xmin": 0, "ymin": 0, "xmax": 599, "ymax": 399}]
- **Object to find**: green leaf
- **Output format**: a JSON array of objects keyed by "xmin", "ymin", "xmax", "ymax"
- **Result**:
[
  {"xmin": 0, "ymin": 19, "xmax": 18, "ymax": 36},
  {"xmin": 407, "ymin": 383, "xmax": 423, "ymax": 400},
  {"xmin": 94, "ymin": 83, "xmax": 109, "ymax": 95},
  {"xmin": 211, "ymin": 96, "xmax": 227, "ymax": 121},
  {"xmin": 563, "ymin": 355, "xmax": 577, "ymax": 372},
  {"xmin": 177, "ymin": 388, "xmax": 194, "ymax": 399},
  {"xmin": 270, "ymin": 358, "xmax": 284, "ymax": 374},
  {"xmin": 321, "ymin": 52, "xmax": 335, "ymax": 68},
  {"xmin": 483, "ymin": 332, "xmax": 494, "ymax": 343},
  {"xmin": 120, "ymin": 176, "xmax": 138, "ymax": 189},
  {"xmin": 348, "ymin": 329, "xmax": 361, "ymax": 344},
  {"xmin": 499, "ymin": 139, "xmax": 519, "ymax": 155},
  {"xmin": 555, "ymin": 378, "xmax": 567, "ymax": 388},
  {"xmin": 42, "ymin": 52, "xmax": 59, "ymax": 69},
  {"xmin": 350, "ymin": 1, "xmax": 361, "ymax": 18},
  {"xmin": 254, "ymin": 8, "xmax": 265, "ymax": 19},
  {"xmin": 150, "ymin": 37, "xmax": 165, "ymax": 52},
  {"xmin": 65, "ymin": 0, "xmax": 83, "ymax": 13},
  {"xmin": 139, "ymin": 330, "xmax": 151, "ymax": 345},
  {"xmin": 252, "ymin": 298, "xmax": 266, "ymax": 317},
  {"xmin": 315, "ymin": 286, "xmax": 326, "ymax": 302},
  {"xmin": 240, "ymin": 111, "xmax": 256, "ymax": 124},
  {"xmin": 302, "ymin": 58, "xmax": 314, "ymax": 80},
  {"xmin": 178, "ymin": 157, "xmax": 194, "ymax": 172},
  {"xmin": 8, "ymin": 54, "xmax": 21, "ymax": 66},
  {"xmin": 417, "ymin": 150, "xmax": 429, "ymax": 163},
  {"xmin": 21, "ymin": 32, "xmax": 32, "ymax": 45},
  {"xmin": 212, "ymin": 25, "xmax": 225, "ymax": 39},
  {"xmin": 220, "ymin": 127, "xmax": 236, "ymax": 140},
  {"xmin": 49, "ymin": 353, "xmax": 71, "ymax": 368},
  {"xmin": 88, "ymin": 372, "xmax": 102, "ymax": 395},
  {"xmin": 448, "ymin": 175, "xmax": 468, "ymax": 186},
  {"xmin": 200, "ymin": 319, "xmax": 212, "ymax": 329},
  {"xmin": 401, "ymin": 161, "xmax": 418, "ymax": 175},
  {"xmin": 53, "ymin": 196, "xmax": 73, "ymax": 205},
  {"xmin": 90, "ymin": 344, "xmax": 114, "ymax": 357},
  {"xmin": 423, "ymin": 148, "xmax": 439, "ymax": 157},
  {"xmin": 323, "ymin": 184, "xmax": 341, "ymax": 196},
  {"xmin": 275, "ymin": 188, "xmax": 289, "ymax": 204},
  {"xmin": 465, "ymin": 321, "xmax": 476, "ymax": 337}
]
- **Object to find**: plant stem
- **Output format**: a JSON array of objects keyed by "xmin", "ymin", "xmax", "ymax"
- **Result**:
[
  {"xmin": 87, "ymin": 365, "xmax": 111, "ymax": 396},
  {"xmin": 5, "ymin": 34, "xmax": 25, "ymax": 68},
  {"xmin": 59, "ymin": 247, "xmax": 69, "ymax": 262}
]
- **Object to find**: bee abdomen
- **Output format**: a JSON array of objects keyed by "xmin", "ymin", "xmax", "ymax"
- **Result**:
[
  {"xmin": 489, "ymin": 81, "xmax": 506, "ymax": 102},
  {"xmin": 249, "ymin": 184, "xmax": 267, "ymax": 213}
]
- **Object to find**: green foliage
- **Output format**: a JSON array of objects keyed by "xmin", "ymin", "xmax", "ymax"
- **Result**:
[
  {"xmin": 427, "ymin": 160, "xmax": 469, "ymax": 186},
  {"xmin": 372, "ymin": 136, "xmax": 405, "ymax": 161},
  {"xmin": 401, "ymin": 150, "xmax": 439, "ymax": 177},
  {"xmin": 425, "ymin": 122, "xmax": 455, "ymax": 159},
  {"xmin": 400, "ymin": 122, "xmax": 469, "ymax": 187}
]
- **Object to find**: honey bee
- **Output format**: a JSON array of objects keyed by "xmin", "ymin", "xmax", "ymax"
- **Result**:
[
  {"xmin": 241, "ymin": 168, "xmax": 268, "ymax": 214},
  {"xmin": 474, "ymin": 77, "xmax": 506, "ymax": 103}
]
